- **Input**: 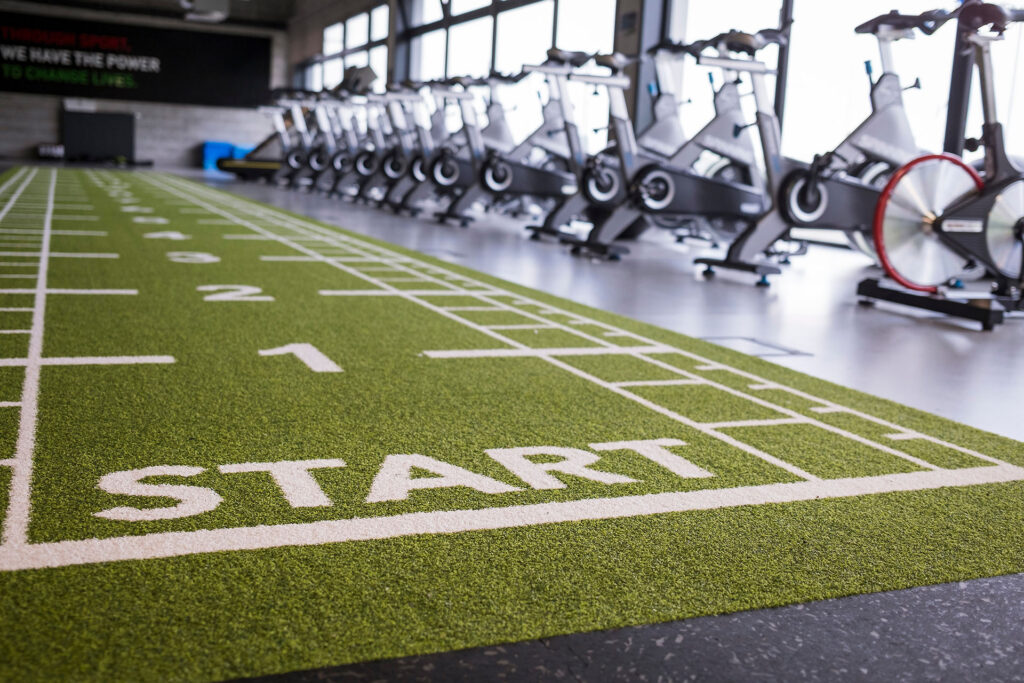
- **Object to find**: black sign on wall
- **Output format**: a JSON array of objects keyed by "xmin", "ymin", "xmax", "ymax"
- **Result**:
[{"xmin": 0, "ymin": 12, "xmax": 272, "ymax": 107}]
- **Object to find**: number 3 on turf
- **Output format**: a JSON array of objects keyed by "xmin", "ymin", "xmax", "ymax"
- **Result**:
[
  {"xmin": 259, "ymin": 343, "xmax": 342, "ymax": 373},
  {"xmin": 197, "ymin": 285, "xmax": 274, "ymax": 302}
]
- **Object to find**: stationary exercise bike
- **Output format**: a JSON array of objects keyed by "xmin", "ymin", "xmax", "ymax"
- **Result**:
[
  {"xmin": 565, "ymin": 34, "xmax": 772, "ymax": 257},
  {"xmin": 860, "ymin": 2, "xmax": 1024, "ymax": 330},
  {"xmin": 696, "ymin": 8, "xmax": 955, "ymax": 282}
]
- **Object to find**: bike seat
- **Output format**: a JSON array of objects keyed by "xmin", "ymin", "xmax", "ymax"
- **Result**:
[
  {"xmin": 489, "ymin": 70, "xmax": 529, "ymax": 84},
  {"xmin": 448, "ymin": 76, "xmax": 484, "ymax": 88},
  {"xmin": 754, "ymin": 28, "xmax": 788, "ymax": 47},
  {"xmin": 713, "ymin": 30, "xmax": 778, "ymax": 56},
  {"xmin": 546, "ymin": 48, "xmax": 591, "ymax": 67},
  {"xmin": 647, "ymin": 38, "xmax": 712, "ymax": 57},
  {"xmin": 855, "ymin": 9, "xmax": 951, "ymax": 35},
  {"xmin": 594, "ymin": 52, "xmax": 639, "ymax": 73}
]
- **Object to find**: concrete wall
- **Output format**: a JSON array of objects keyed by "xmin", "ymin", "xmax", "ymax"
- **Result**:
[
  {"xmin": 0, "ymin": 0, "xmax": 288, "ymax": 167},
  {"xmin": 0, "ymin": 92, "xmax": 276, "ymax": 166}
]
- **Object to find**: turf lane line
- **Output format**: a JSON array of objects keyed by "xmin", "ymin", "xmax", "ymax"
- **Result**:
[
  {"xmin": 0, "ymin": 288, "xmax": 138, "ymax": 295},
  {"xmin": 157, "ymin": 175, "xmax": 1008, "ymax": 470},
  {"xmin": 0, "ymin": 230, "xmax": 107, "ymax": 237},
  {"xmin": 703, "ymin": 418, "xmax": 811, "ymax": 429},
  {"xmin": 485, "ymin": 324, "xmax": 559, "ymax": 331},
  {"xmin": 0, "ymin": 330, "xmax": 30, "ymax": 334},
  {"xmin": 423, "ymin": 346, "xmax": 674, "ymax": 359},
  {"xmin": 613, "ymin": 379, "xmax": 706, "ymax": 387},
  {"xmin": 0, "ymin": 167, "xmax": 28, "ymax": 198},
  {"xmin": 50, "ymin": 252, "xmax": 119, "ymax": 259},
  {"xmin": 1, "ymin": 168, "xmax": 51, "ymax": 548},
  {"xmin": 320, "ymin": 289, "xmax": 504, "ymax": 296},
  {"xmin": 627, "ymin": 354, "xmax": 944, "ymax": 472},
  {"xmin": 0, "ymin": 356, "xmax": 176, "ymax": 367},
  {"xmin": 0, "ymin": 402, "xmax": 21, "ymax": 407},
  {"xmin": 168, "ymin": 177, "xmax": 997, "ymax": 468},
  {"xmin": 2, "ymin": 463, "xmax": 1023, "ymax": 571}
]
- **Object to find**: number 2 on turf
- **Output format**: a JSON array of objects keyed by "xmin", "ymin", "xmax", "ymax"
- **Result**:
[
  {"xmin": 197, "ymin": 285, "xmax": 274, "ymax": 302},
  {"xmin": 259, "ymin": 343, "xmax": 342, "ymax": 373}
]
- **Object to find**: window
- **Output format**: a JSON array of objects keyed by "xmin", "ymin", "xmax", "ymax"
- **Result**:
[
  {"xmin": 447, "ymin": 16, "xmax": 493, "ymax": 78},
  {"xmin": 779, "ymin": 0, "xmax": 955, "ymax": 160},
  {"xmin": 412, "ymin": 29, "xmax": 447, "ymax": 82},
  {"xmin": 323, "ymin": 23, "xmax": 343, "ymax": 56},
  {"xmin": 369, "ymin": 46, "xmax": 389, "ymax": 93},
  {"xmin": 417, "ymin": 0, "xmax": 444, "ymax": 25},
  {"xmin": 323, "ymin": 57, "xmax": 343, "ymax": 89},
  {"xmin": 370, "ymin": 5, "xmax": 390, "ymax": 42},
  {"xmin": 346, "ymin": 51, "xmax": 369, "ymax": 69},
  {"xmin": 346, "ymin": 13, "xmax": 369, "ymax": 50},
  {"xmin": 307, "ymin": 63, "xmax": 323, "ymax": 92},
  {"xmin": 494, "ymin": 1, "xmax": 553, "ymax": 75},
  {"xmin": 557, "ymin": 0, "xmax": 616, "ymax": 152},
  {"xmin": 304, "ymin": 4, "xmax": 390, "ymax": 92},
  {"xmin": 451, "ymin": 0, "xmax": 489, "ymax": 15}
]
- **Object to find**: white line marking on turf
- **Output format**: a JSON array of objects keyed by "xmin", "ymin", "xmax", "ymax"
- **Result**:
[
  {"xmin": 0, "ymin": 355, "xmax": 176, "ymax": 368},
  {"xmin": 702, "ymin": 418, "xmax": 810, "ymax": 430},
  {"xmin": 50, "ymin": 252, "xmax": 119, "ymax": 259},
  {"xmin": 612, "ymin": 379, "xmax": 705, "ymax": 387},
  {"xmin": 2, "ymin": 463, "xmax": 1022, "ymax": 570},
  {"xmin": 886, "ymin": 432, "xmax": 923, "ymax": 441},
  {"xmin": 161, "ymin": 174, "xmax": 1009, "ymax": 471},
  {"xmin": 423, "ymin": 346, "xmax": 674, "ymax": 359},
  {"xmin": 0, "ymin": 308, "xmax": 32, "ymax": 312},
  {"xmin": 224, "ymin": 234, "xmax": 273, "ymax": 240},
  {"xmin": 1, "ymin": 168, "xmax": 50, "ymax": 547},
  {"xmin": 0, "ymin": 229, "xmax": 106, "ymax": 236},
  {"xmin": 320, "ymin": 289, "xmax": 502, "ymax": 297},
  {"xmin": 485, "ymin": 324, "xmax": 558, "ymax": 331},
  {"xmin": 810, "ymin": 406, "xmax": 848, "ymax": 413},
  {"xmin": 0, "ymin": 288, "xmax": 138, "ymax": 295},
  {"xmin": 0, "ymin": 330, "xmax": 30, "ymax": 334},
  {"xmin": 0, "ymin": 402, "xmax": 21, "ymax": 408}
]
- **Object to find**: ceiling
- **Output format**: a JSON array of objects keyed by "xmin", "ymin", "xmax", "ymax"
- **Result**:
[{"xmin": 16, "ymin": 0, "xmax": 298, "ymax": 28}]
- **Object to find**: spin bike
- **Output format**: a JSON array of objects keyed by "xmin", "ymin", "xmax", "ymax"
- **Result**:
[
  {"xmin": 859, "ymin": 2, "xmax": 1024, "ymax": 330},
  {"xmin": 565, "ymin": 34, "xmax": 771, "ymax": 257},
  {"xmin": 695, "ymin": 9, "xmax": 954, "ymax": 281}
]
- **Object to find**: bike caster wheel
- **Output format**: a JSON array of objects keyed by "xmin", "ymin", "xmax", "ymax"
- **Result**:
[
  {"xmin": 702, "ymin": 267, "xmax": 715, "ymax": 278},
  {"xmin": 756, "ymin": 275, "xmax": 770, "ymax": 288},
  {"xmin": 779, "ymin": 256, "xmax": 791, "ymax": 266},
  {"xmin": 528, "ymin": 231, "xmax": 542, "ymax": 241},
  {"xmin": 608, "ymin": 253, "xmax": 621, "ymax": 262},
  {"xmin": 570, "ymin": 245, "xmax": 583, "ymax": 256}
]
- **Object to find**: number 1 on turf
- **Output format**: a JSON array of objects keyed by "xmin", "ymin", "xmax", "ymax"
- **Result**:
[{"xmin": 259, "ymin": 343, "xmax": 342, "ymax": 373}]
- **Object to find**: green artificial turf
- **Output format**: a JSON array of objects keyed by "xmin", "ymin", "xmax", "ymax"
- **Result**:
[{"xmin": 0, "ymin": 166, "xmax": 1023, "ymax": 681}]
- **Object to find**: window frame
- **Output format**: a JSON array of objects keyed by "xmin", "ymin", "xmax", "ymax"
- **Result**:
[{"xmin": 299, "ymin": 3, "xmax": 392, "ymax": 91}]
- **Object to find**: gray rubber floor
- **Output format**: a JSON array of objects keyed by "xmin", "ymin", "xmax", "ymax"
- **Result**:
[{"xmin": 204, "ymin": 176, "xmax": 1024, "ymax": 683}]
